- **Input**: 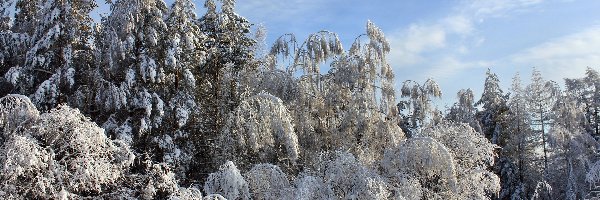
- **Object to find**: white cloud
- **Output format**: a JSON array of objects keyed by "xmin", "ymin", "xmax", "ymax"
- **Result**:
[
  {"xmin": 463, "ymin": 0, "xmax": 544, "ymax": 18},
  {"xmin": 425, "ymin": 56, "xmax": 492, "ymax": 80},
  {"xmin": 442, "ymin": 15, "xmax": 474, "ymax": 35},
  {"xmin": 510, "ymin": 27, "xmax": 600, "ymax": 80},
  {"xmin": 386, "ymin": 23, "xmax": 447, "ymax": 67}
]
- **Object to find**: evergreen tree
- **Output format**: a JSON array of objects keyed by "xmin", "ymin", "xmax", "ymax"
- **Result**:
[
  {"xmin": 501, "ymin": 72, "xmax": 536, "ymax": 199},
  {"xmin": 196, "ymin": 0, "xmax": 257, "ymax": 180},
  {"xmin": 476, "ymin": 69, "xmax": 509, "ymax": 145},
  {"xmin": 11, "ymin": 0, "xmax": 96, "ymax": 111},
  {"xmin": 447, "ymin": 88, "xmax": 482, "ymax": 133}
]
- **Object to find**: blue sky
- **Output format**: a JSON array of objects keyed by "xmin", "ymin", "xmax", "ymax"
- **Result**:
[{"xmin": 94, "ymin": 0, "xmax": 600, "ymax": 107}]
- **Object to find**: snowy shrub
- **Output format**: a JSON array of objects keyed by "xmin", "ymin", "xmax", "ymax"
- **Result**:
[
  {"xmin": 316, "ymin": 151, "xmax": 392, "ymax": 199},
  {"xmin": 244, "ymin": 163, "xmax": 292, "ymax": 200},
  {"xmin": 293, "ymin": 173, "xmax": 333, "ymax": 200},
  {"xmin": 422, "ymin": 122, "xmax": 497, "ymax": 170},
  {"xmin": 203, "ymin": 194, "xmax": 227, "ymax": 200},
  {"xmin": 0, "ymin": 94, "xmax": 39, "ymax": 137},
  {"xmin": 421, "ymin": 122, "xmax": 500, "ymax": 199},
  {"xmin": 139, "ymin": 161, "xmax": 180, "ymax": 200},
  {"xmin": 204, "ymin": 161, "xmax": 250, "ymax": 200},
  {"xmin": 0, "ymin": 100, "xmax": 135, "ymax": 198},
  {"xmin": 387, "ymin": 173, "xmax": 423, "ymax": 200},
  {"xmin": 221, "ymin": 91, "xmax": 299, "ymax": 168},
  {"xmin": 168, "ymin": 186, "xmax": 203, "ymax": 200},
  {"xmin": 381, "ymin": 137, "xmax": 457, "ymax": 197}
]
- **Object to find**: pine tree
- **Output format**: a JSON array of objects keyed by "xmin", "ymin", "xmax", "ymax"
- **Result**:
[
  {"xmin": 502, "ymin": 72, "xmax": 536, "ymax": 198},
  {"xmin": 447, "ymin": 88, "xmax": 482, "ymax": 133},
  {"xmin": 10, "ymin": 0, "xmax": 97, "ymax": 111},
  {"xmin": 476, "ymin": 69, "xmax": 509, "ymax": 145},
  {"xmin": 196, "ymin": 0, "xmax": 257, "ymax": 181}
]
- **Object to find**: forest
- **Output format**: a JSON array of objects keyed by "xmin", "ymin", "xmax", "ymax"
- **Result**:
[{"xmin": 1, "ymin": 0, "xmax": 599, "ymax": 199}]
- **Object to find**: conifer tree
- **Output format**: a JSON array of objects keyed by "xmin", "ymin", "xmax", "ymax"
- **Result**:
[{"xmin": 476, "ymin": 69, "xmax": 509, "ymax": 144}]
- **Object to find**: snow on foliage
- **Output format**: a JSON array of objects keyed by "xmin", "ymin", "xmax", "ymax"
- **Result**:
[
  {"xmin": 422, "ymin": 122, "xmax": 497, "ymax": 170},
  {"xmin": 0, "ymin": 94, "xmax": 39, "ymax": 136},
  {"xmin": 381, "ymin": 137, "xmax": 457, "ymax": 198},
  {"xmin": 421, "ymin": 122, "xmax": 500, "ymax": 199},
  {"xmin": 315, "ymin": 151, "xmax": 392, "ymax": 199},
  {"xmin": 221, "ymin": 91, "xmax": 299, "ymax": 168},
  {"xmin": 167, "ymin": 186, "xmax": 203, "ymax": 200},
  {"xmin": 204, "ymin": 161, "xmax": 250, "ymax": 200},
  {"xmin": 0, "ymin": 97, "xmax": 135, "ymax": 198},
  {"xmin": 244, "ymin": 163, "xmax": 292, "ymax": 200},
  {"xmin": 293, "ymin": 173, "xmax": 333, "ymax": 200}
]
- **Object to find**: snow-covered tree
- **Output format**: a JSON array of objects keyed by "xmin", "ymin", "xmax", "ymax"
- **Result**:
[
  {"xmin": 8, "ymin": 0, "xmax": 95, "ymax": 111},
  {"xmin": 446, "ymin": 88, "xmax": 482, "ymax": 133},
  {"xmin": 219, "ymin": 92, "xmax": 299, "ymax": 171},
  {"xmin": 421, "ymin": 122, "xmax": 500, "ymax": 199},
  {"xmin": 501, "ymin": 72, "xmax": 545, "ymax": 199},
  {"xmin": 244, "ymin": 163, "xmax": 292, "ymax": 200},
  {"xmin": 314, "ymin": 151, "xmax": 391, "ymax": 199},
  {"xmin": 293, "ymin": 173, "xmax": 333, "ymax": 200},
  {"xmin": 194, "ymin": 0, "xmax": 257, "ymax": 180},
  {"xmin": 204, "ymin": 161, "xmax": 251, "ymax": 200},
  {"xmin": 525, "ymin": 68, "xmax": 560, "ymax": 176},
  {"xmin": 565, "ymin": 67, "xmax": 600, "ymax": 138},
  {"xmin": 0, "ymin": 95, "xmax": 136, "ymax": 198},
  {"xmin": 398, "ymin": 78, "xmax": 442, "ymax": 136},
  {"xmin": 0, "ymin": 0, "xmax": 13, "ymax": 31},
  {"xmin": 476, "ymin": 69, "xmax": 509, "ymax": 144},
  {"xmin": 381, "ymin": 137, "xmax": 457, "ymax": 199}
]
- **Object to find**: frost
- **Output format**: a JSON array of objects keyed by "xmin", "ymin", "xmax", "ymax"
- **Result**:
[
  {"xmin": 244, "ymin": 163, "xmax": 291, "ymax": 200},
  {"xmin": 381, "ymin": 137, "xmax": 457, "ymax": 196},
  {"xmin": 31, "ymin": 72, "xmax": 60, "ymax": 110},
  {"xmin": 293, "ymin": 174, "xmax": 332, "ymax": 200},
  {"xmin": 182, "ymin": 68, "xmax": 196, "ymax": 89},
  {"xmin": 168, "ymin": 186, "xmax": 203, "ymax": 200},
  {"xmin": 0, "ymin": 94, "xmax": 39, "ymax": 136},
  {"xmin": 204, "ymin": 161, "xmax": 250, "ymax": 200},
  {"xmin": 175, "ymin": 107, "xmax": 189, "ymax": 127},
  {"xmin": 126, "ymin": 67, "xmax": 136, "ymax": 88},
  {"xmin": 0, "ymin": 103, "xmax": 134, "ymax": 198},
  {"xmin": 65, "ymin": 67, "xmax": 75, "ymax": 88},
  {"xmin": 4, "ymin": 66, "xmax": 21, "ymax": 85},
  {"xmin": 140, "ymin": 54, "xmax": 158, "ymax": 83},
  {"xmin": 221, "ymin": 91, "xmax": 299, "ymax": 167}
]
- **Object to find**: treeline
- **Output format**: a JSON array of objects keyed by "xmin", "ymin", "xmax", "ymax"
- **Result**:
[{"xmin": 0, "ymin": 0, "xmax": 599, "ymax": 199}]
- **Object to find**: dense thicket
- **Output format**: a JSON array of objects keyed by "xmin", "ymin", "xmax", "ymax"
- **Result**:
[{"xmin": 1, "ymin": 0, "xmax": 599, "ymax": 199}]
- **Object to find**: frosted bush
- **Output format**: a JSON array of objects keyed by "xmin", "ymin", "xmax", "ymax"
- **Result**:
[
  {"xmin": 221, "ymin": 92, "xmax": 299, "ymax": 167},
  {"xmin": 0, "ymin": 101, "xmax": 135, "ymax": 198},
  {"xmin": 244, "ymin": 163, "xmax": 291, "ymax": 200},
  {"xmin": 293, "ymin": 173, "xmax": 333, "ymax": 200},
  {"xmin": 0, "ymin": 94, "xmax": 39, "ymax": 136},
  {"xmin": 316, "ymin": 151, "xmax": 392, "ymax": 199},
  {"xmin": 381, "ymin": 137, "xmax": 457, "ymax": 194},
  {"xmin": 204, "ymin": 161, "xmax": 250, "ymax": 200}
]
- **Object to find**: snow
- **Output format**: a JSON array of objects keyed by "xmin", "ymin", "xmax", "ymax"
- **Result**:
[
  {"xmin": 4, "ymin": 66, "xmax": 20, "ymax": 85},
  {"xmin": 204, "ymin": 161, "xmax": 250, "ymax": 200}
]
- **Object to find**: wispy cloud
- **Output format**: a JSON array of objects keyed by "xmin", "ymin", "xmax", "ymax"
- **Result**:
[
  {"xmin": 462, "ymin": 0, "xmax": 544, "ymax": 19},
  {"xmin": 510, "ymin": 26, "xmax": 600, "ymax": 80},
  {"xmin": 386, "ymin": 0, "xmax": 545, "ymax": 79}
]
